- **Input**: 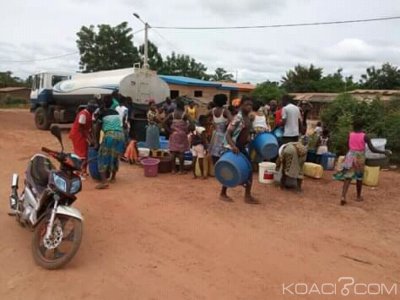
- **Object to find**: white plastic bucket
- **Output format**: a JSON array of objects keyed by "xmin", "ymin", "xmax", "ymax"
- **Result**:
[
  {"xmin": 138, "ymin": 147, "xmax": 150, "ymax": 158},
  {"xmin": 366, "ymin": 138, "xmax": 387, "ymax": 159},
  {"xmin": 259, "ymin": 162, "xmax": 276, "ymax": 184}
]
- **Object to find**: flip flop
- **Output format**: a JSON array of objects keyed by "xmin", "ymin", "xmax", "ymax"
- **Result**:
[{"xmin": 95, "ymin": 183, "xmax": 109, "ymax": 190}]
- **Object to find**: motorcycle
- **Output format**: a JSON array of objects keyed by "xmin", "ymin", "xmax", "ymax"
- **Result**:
[{"xmin": 9, "ymin": 126, "xmax": 84, "ymax": 269}]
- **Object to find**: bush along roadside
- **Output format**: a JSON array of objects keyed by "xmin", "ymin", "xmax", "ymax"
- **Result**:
[{"xmin": 321, "ymin": 94, "xmax": 400, "ymax": 164}]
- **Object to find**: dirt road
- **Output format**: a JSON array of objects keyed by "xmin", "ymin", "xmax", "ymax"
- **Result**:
[{"xmin": 0, "ymin": 110, "xmax": 399, "ymax": 300}]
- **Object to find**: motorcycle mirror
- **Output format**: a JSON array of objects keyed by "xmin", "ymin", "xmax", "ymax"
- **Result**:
[{"xmin": 50, "ymin": 126, "xmax": 64, "ymax": 151}]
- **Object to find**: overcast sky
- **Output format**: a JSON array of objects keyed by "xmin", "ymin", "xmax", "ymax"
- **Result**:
[{"xmin": 1, "ymin": 0, "xmax": 399, "ymax": 83}]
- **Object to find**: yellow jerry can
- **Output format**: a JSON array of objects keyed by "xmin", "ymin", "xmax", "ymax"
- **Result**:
[
  {"xmin": 195, "ymin": 155, "xmax": 210, "ymax": 177},
  {"xmin": 363, "ymin": 166, "xmax": 380, "ymax": 187},
  {"xmin": 303, "ymin": 162, "xmax": 324, "ymax": 179}
]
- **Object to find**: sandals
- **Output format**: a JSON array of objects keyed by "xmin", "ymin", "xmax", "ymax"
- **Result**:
[{"xmin": 95, "ymin": 183, "xmax": 109, "ymax": 190}]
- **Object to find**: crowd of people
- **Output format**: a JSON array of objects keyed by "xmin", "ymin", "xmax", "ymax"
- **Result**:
[{"xmin": 68, "ymin": 91, "xmax": 392, "ymax": 205}]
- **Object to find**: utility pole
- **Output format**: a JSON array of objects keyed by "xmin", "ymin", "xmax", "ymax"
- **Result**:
[
  {"xmin": 144, "ymin": 22, "xmax": 149, "ymax": 69},
  {"xmin": 133, "ymin": 13, "xmax": 149, "ymax": 69}
]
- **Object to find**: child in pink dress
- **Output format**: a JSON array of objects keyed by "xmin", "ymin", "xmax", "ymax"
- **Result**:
[{"xmin": 338, "ymin": 118, "xmax": 391, "ymax": 206}]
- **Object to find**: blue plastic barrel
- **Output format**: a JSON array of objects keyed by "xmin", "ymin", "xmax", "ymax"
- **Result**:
[
  {"xmin": 321, "ymin": 152, "xmax": 336, "ymax": 170},
  {"xmin": 273, "ymin": 127, "xmax": 284, "ymax": 139},
  {"xmin": 184, "ymin": 151, "xmax": 193, "ymax": 161},
  {"xmin": 215, "ymin": 151, "xmax": 252, "ymax": 188},
  {"xmin": 88, "ymin": 147, "xmax": 101, "ymax": 180},
  {"xmin": 252, "ymin": 132, "xmax": 279, "ymax": 160},
  {"xmin": 160, "ymin": 140, "xmax": 169, "ymax": 150}
]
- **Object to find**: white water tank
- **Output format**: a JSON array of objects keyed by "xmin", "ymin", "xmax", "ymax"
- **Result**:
[{"xmin": 52, "ymin": 68, "xmax": 169, "ymax": 106}]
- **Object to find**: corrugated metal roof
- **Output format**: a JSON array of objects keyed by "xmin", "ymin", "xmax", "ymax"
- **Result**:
[
  {"xmin": 290, "ymin": 93, "xmax": 338, "ymax": 103},
  {"xmin": 215, "ymin": 82, "xmax": 255, "ymax": 91},
  {"xmin": 350, "ymin": 89, "xmax": 400, "ymax": 95},
  {"xmin": 159, "ymin": 75, "xmax": 237, "ymax": 90},
  {"xmin": 0, "ymin": 87, "xmax": 30, "ymax": 92}
]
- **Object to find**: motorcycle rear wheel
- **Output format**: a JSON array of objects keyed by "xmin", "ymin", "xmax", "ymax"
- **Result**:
[{"xmin": 32, "ymin": 214, "xmax": 83, "ymax": 270}]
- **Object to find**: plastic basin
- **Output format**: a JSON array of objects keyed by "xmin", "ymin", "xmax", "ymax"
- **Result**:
[
  {"xmin": 252, "ymin": 132, "xmax": 279, "ymax": 160},
  {"xmin": 215, "ymin": 151, "xmax": 252, "ymax": 188}
]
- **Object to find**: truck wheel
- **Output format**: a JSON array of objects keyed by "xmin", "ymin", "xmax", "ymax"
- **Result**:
[{"xmin": 34, "ymin": 107, "xmax": 51, "ymax": 130}]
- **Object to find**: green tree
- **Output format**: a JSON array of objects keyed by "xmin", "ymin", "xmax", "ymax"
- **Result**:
[
  {"xmin": 0, "ymin": 71, "xmax": 24, "ymax": 88},
  {"xmin": 317, "ymin": 69, "xmax": 358, "ymax": 92},
  {"xmin": 360, "ymin": 63, "xmax": 400, "ymax": 89},
  {"xmin": 210, "ymin": 68, "xmax": 234, "ymax": 82},
  {"xmin": 139, "ymin": 40, "xmax": 164, "ymax": 71},
  {"xmin": 76, "ymin": 22, "xmax": 140, "ymax": 72},
  {"xmin": 158, "ymin": 52, "xmax": 209, "ymax": 79},
  {"xmin": 281, "ymin": 64, "xmax": 323, "ymax": 92},
  {"xmin": 251, "ymin": 81, "xmax": 285, "ymax": 104}
]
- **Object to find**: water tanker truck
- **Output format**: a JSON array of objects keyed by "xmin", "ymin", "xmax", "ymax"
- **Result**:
[{"xmin": 30, "ymin": 67, "xmax": 170, "ymax": 130}]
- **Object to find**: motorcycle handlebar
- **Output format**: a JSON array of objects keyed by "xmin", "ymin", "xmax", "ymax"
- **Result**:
[
  {"xmin": 41, "ymin": 147, "xmax": 64, "ymax": 162},
  {"xmin": 41, "ymin": 147, "xmax": 56, "ymax": 154}
]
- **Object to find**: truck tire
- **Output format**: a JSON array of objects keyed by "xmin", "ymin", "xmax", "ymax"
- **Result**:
[{"xmin": 34, "ymin": 107, "xmax": 51, "ymax": 130}]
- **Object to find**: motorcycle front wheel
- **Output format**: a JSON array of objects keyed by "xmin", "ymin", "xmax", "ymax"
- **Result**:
[{"xmin": 32, "ymin": 214, "xmax": 83, "ymax": 269}]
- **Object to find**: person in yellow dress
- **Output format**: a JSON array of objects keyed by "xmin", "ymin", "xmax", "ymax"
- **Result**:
[{"xmin": 186, "ymin": 101, "xmax": 197, "ymax": 122}]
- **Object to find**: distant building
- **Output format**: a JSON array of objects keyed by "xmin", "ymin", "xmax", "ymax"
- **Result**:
[
  {"xmin": 159, "ymin": 75, "xmax": 255, "ymax": 105},
  {"xmin": 349, "ymin": 89, "xmax": 400, "ymax": 102},
  {"xmin": 291, "ymin": 90, "xmax": 400, "ymax": 120},
  {"xmin": 0, "ymin": 87, "xmax": 31, "ymax": 103}
]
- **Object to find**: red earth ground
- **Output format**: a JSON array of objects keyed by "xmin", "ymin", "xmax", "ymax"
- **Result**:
[{"xmin": 0, "ymin": 109, "xmax": 399, "ymax": 300}]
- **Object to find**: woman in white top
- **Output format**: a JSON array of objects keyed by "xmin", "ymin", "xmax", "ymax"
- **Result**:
[
  {"xmin": 208, "ymin": 94, "xmax": 232, "ymax": 164},
  {"xmin": 251, "ymin": 100, "xmax": 270, "ymax": 133}
]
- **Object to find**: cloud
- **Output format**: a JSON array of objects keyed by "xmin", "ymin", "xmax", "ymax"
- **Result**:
[
  {"xmin": 319, "ymin": 38, "xmax": 400, "ymax": 65},
  {"xmin": 198, "ymin": 0, "xmax": 285, "ymax": 17}
]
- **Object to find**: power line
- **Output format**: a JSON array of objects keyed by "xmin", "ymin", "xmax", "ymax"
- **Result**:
[
  {"xmin": 0, "ymin": 51, "xmax": 79, "ymax": 63},
  {"xmin": 153, "ymin": 15, "xmax": 400, "ymax": 30}
]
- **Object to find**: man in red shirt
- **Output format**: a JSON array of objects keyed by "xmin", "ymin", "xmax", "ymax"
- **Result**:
[{"xmin": 69, "ymin": 100, "xmax": 97, "ymax": 175}]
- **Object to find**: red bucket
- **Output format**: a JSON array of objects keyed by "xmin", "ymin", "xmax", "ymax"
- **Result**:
[{"xmin": 141, "ymin": 158, "xmax": 160, "ymax": 177}]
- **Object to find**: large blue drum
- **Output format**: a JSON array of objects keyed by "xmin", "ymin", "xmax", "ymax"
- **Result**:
[
  {"xmin": 88, "ymin": 147, "xmax": 101, "ymax": 180},
  {"xmin": 252, "ymin": 132, "xmax": 279, "ymax": 160},
  {"xmin": 215, "ymin": 151, "xmax": 252, "ymax": 188}
]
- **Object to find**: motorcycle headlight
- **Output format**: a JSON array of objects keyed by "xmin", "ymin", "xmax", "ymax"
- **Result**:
[
  {"xmin": 52, "ymin": 174, "xmax": 67, "ymax": 193},
  {"xmin": 70, "ymin": 178, "xmax": 81, "ymax": 194}
]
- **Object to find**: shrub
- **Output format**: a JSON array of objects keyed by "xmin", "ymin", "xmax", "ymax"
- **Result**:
[{"xmin": 321, "ymin": 93, "xmax": 399, "ymax": 162}]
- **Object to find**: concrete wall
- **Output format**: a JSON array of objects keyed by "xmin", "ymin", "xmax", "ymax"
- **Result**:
[{"xmin": 168, "ymin": 84, "xmax": 230, "ymax": 103}]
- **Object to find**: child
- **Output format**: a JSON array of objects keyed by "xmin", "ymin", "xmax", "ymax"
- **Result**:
[
  {"xmin": 315, "ymin": 128, "xmax": 330, "ymax": 163},
  {"xmin": 314, "ymin": 121, "xmax": 323, "ymax": 136},
  {"xmin": 221, "ymin": 96, "xmax": 258, "ymax": 204},
  {"xmin": 337, "ymin": 118, "xmax": 391, "ymax": 206},
  {"xmin": 188, "ymin": 123, "xmax": 207, "ymax": 179},
  {"xmin": 251, "ymin": 100, "xmax": 270, "ymax": 133}
]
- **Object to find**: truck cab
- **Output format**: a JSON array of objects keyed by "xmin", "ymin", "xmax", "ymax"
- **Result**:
[{"xmin": 30, "ymin": 72, "xmax": 71, "ymax": 130}]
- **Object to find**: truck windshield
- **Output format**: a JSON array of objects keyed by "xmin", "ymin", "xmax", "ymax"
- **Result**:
[{"xmin": 52, "ymin": 75, "xmax": 69, "ymax": 87}]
